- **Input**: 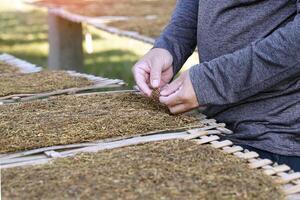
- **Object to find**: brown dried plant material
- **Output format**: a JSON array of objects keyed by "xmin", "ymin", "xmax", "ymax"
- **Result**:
[
  {"xmin": 0, "ymin": 61, "xmax": 19, "ymax": 74},
  {"xmin": 34, "ymin": 0, "xmax": 175, "ymax": 37},
  {"xmin": 0, "ymin": 93, "xmax": 201, "ymax": 153},
  {"xmin": 109, "ymin": 17, "xmax": 171, "ymax": 38},
  {"xmin": 151, "ymin": 88, "xmax": 160, "ymax": 102},
  {"xmin": 0, "ymin": 70, "xmax": 92, "ymax": 97},
  {"xmin": 2, "ymin": 140, "xmax": 285, "ymax": 200},
  {"xmin": 35, "ymin": 0, "xmax": 176, "ymax": 17}
]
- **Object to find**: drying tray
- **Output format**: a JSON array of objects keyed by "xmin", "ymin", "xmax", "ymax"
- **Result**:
[
  {"xmin": 0, "ymin": 53, "xmax": 126, "ymax": 104},
  {"xmin": 29, "ymin": 2, "xmax": 156, "ymax": 44},
  {"xmin": 0, "ymin": 91, "xmax": 299, "ymax": 199},
  {"xmin": 48, "ymin": 7, "xmax": 156, "ymax": 44}
]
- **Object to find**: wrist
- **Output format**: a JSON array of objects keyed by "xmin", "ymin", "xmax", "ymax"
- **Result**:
[{"xmin": 189, "ymin": 65, "xmax": 209, "ymax": 106}]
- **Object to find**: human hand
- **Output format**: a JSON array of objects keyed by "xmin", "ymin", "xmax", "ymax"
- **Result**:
[
  {"xmin": 159, "ymin": 70, "xmax": 199, "ymax": 114},
  {"xmin": 132, "ymin": 48, "xmax": 173, "ymax": 96}
]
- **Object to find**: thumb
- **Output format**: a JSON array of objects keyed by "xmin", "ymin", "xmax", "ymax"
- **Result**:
[
  {"xmin": 160, "ymin": 75, "xmax": 183, "ymax": 96},
  {"xmin": 150, "ymin": 65, "xmax": 162, "ymax": 88}
]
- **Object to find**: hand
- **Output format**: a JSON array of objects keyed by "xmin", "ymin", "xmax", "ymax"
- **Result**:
[
  {"xmin": 159, "ymin": 70, "xmax": 199, "ymax": 114},
  {"xmin": 132, "ymin": 48, "xmax": 173, "ymax": 96}
]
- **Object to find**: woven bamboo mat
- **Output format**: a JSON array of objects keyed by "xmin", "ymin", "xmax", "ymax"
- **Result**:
[
  {"xmin": 1, "ymin": 139, "xmax": 287, "ymax": 200},
  {"xmin": 1, "ymin": 119, "xmax": 299, "ymax": 199}
]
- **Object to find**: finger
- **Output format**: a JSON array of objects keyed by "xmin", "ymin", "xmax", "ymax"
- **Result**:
[
  {"xmin": 134, "ymin": 85, "xmax": 147, "ymax": 96},
  {"xmin": 159, "ymin": 67, "xmax": 174, "ymax": 88},
  {"xmin": 136, "ymin": 77, "xmax": 151, "ymax": 96},
  {"xmin": 160, "ymin": 77, "xmax": 183, "ymax": 96},
  {"xmin": 133, "ymin": 67, "xmax": 152, "ymax": 96},
  {"xmin": 149, "ymin": 60, "xmax": 163, "ymax": 88},
  {"xmin": 169, "ymin": 103, "xmax": 191, "ymax": 114},
  {"xmin": 159, "ymin": 89, "xmax": 183, "ymax": 106}
]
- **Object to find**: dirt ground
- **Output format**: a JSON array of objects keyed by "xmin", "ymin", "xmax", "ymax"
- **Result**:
[{"xmin": 2, "ymin": 140, "xmax": 284, "ymax": 200}]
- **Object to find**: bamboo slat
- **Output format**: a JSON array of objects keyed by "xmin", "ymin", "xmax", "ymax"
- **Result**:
[
  {"xmin": 0, "ymin": 53, "xmax": 42, "ymax": 73},
  {"xmin": 249, "ymin": 159, "xmax": 273, "ymax": 169},
  {"xmin": 222, "ymin": 146, "xmax": 244, "ymax": 154},
  {"xmin": 210, "ymin": 140, "xmax": 233, "ymax": 149},
  {"xmin": 264, "ymin": 165, "xmax": 291, "ymax": 176}
]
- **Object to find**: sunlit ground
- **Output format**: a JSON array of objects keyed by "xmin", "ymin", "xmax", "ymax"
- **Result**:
[{"xmin": 0, "ymin": 0, "xmax": 198, "ymax": 86}]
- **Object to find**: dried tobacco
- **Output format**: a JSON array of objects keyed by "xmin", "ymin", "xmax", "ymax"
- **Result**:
[
  {"xmin": 0, "ymin": 61, "xmax": 19, "ymax": 74},
  {"xmin": 151, "ymin": 88, "xmax": 160, "ymax": 102},
  {"xmin": 35, "ymin": 0, "xmax": 175, "ymax": 17},
  {"xmin": 109, "ymin": 17, "xmax": 171, "ymax": 37},
  {"xmin": 2, "ymin": 140, "xmax": 285, "ymax": 200},
  {"xmin": 34, "ymin": 0, "xmax": 175, "ymax": 37},
  {"xmin": 0, "ymin": 70, "xmax": 92, "ymax": 97},
  {"xmin": 0, "ymin": 93, "xmax": 201, "ymax": 153}
]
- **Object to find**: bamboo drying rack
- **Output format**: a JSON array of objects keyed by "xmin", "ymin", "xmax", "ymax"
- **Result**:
[
  {"xmin": 0, "ymin": 53, "xmax": 126, "ymax": 104},
  {"xmin": 48, "ymin": 7, "xmax": 156, "ymax": 44},
  {"xmin": 0, "ymin": 91, "xmax": 299, "ymax": 199},
  {"xmin": 29, "ymin": 2, "xmax": 156, "ymax": 44}
]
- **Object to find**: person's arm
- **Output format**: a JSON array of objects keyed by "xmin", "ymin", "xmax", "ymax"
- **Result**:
[
  {"xmin": 190, "ymin": 6, "xmax": 300, "ymax": 106},
  {"xmin": 154, "ymin": 0, "xmax": 199, "ymax": 75},
  {"xmin": 132, "ymin": 0, "xmax": 199, "ymax": 97}
]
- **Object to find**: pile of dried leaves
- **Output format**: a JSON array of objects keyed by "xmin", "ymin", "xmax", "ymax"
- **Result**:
[
  {"xmin": 34, "ymin": 0, "xmax": 175, "ymax": 17},
  {"xmin": 0, "ymin": 61, "xmax": 19, "ymax": 74},
  {"xmin": 0, "ymin": 70, "xmax": 92, "ymax": 97},
  {"xmin": 34, "ymin": 0, "xmax": 176, "ymax": 37},
  {"xmin": 2, "ymin": 140, "xmax": 284, "ymax": 200},
  {"xmin": 109, "ymin": 17, "xmax": 171, "ymax": 38},
  {"xmin": 0, "ymin": 92, "xmax": 201, "ymax": 153}
]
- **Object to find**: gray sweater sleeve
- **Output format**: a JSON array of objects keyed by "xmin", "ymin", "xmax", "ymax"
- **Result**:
[
  {"xmin": 190, "ymin": 10, "xmax": 300, "ymax": 105},
  {"xmin": 153, "ymin": 0, "xmax": 198, "ymax": 74}
]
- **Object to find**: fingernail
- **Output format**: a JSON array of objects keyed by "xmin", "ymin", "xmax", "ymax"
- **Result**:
[{"xmin": 152, "ymin": 80, "xmax": 159, "ymax": 88}]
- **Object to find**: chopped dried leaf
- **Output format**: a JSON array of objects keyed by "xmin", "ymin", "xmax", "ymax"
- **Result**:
[
  {"xmin": 0, "ymin": 70, "xmax": 92, "ymax": 97},
  {"xmin": 35, "ymin": 0, "xmax": 175, "ymax": 17},
  {"xmin": 34, "ymin": 0, "xmax": 175, "ymax": 37},
  {"xmin": 0, "ymin": 61, "xmax": 19, "ymax": 74},
  {"xmin": 109, "ymin": 17, "xmax": 170, "ymax": 37},
  {"xmin": 2, "ymin": 140, "xmax": 285, "ymax": 200},
  {"xmin": 151, "ymin": 88, "xmax": 160, "ymax": 102},
  {"xmin": 0, "ymin": 92, "xmax": 201, "ymax": 153}
]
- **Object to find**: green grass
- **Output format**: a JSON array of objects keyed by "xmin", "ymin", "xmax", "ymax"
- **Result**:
[{"xmin": 0, "ymin": 1, "xmax": 198, "ymax": 87}]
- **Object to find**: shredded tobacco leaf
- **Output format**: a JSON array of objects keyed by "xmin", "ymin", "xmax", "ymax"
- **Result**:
[
  {"xmin": 109, "ymin": 17, "xmax": 171, "ymax": 38},
  {"xmin": 34, "ymin": 0, "xmax": 175, "ymax": 37},
  {"xmin": 0, "ymin": 70, "xmax": 92, "ymax": 97},
  {"xmin": 2, "ymin": 140, "xmax": 285, "ymax": 200},
  {"xmin": 0, "ymin": 92, "xmax": 201, "ymax": 153},
  {"xmin": 151, "ymin": 88, "xmax": 160, "ymax": 102},
  {"xmin": 0, "ymin": 61, "xmax": 19, "ymax": 74},
  {"xmin": 35, "ymin": 0, "xmax": 175, "ymax": 17}
]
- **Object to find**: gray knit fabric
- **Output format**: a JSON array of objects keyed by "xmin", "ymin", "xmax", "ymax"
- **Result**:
[{"xmin": 154, "ymin": 0, "xmax": 300, "ymax": 156}]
